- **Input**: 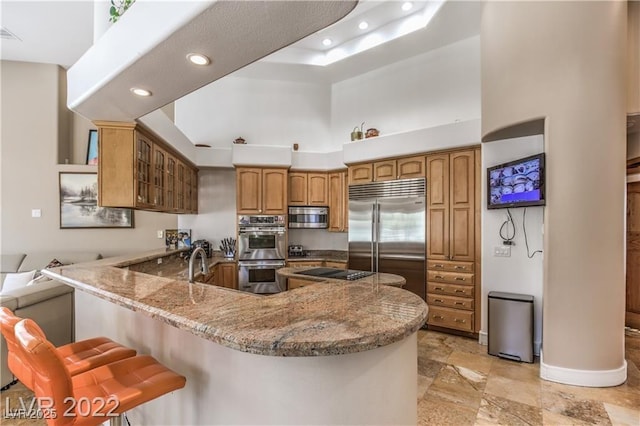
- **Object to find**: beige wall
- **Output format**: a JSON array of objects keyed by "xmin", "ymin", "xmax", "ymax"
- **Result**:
[
  {"xmin": 0, "ymin": 61, "xmax": 177, "ymax": 257},
  {"xmin": 482, "ymin": 2, "xmax": 627, "ymax": 383}
]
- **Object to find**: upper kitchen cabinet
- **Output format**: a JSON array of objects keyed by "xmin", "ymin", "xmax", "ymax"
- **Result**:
[
  {"xmin": 348, "ymin": 163, "xmax": 373, "ymax": 185},
  {"xmin": 95, "ymin": 121, "xmax": 198, "ymax": 214},
  {"xmin": 288, "ymin": 172, "xmax": 328, "ymax": 206},
  {"xmin": 328, "ymin": 170, "xmax": 348, "ymax": 233},
  {"xmin": 236, "ymin": 167, "xmax": 288, "ymax": 214},
  {"xmin": 350, "ymin": 155, "xmax": 425, "ymax": 184},
  {"xmin": 426, "ymin": 149, "xmax": 477, "ymax": 261}
]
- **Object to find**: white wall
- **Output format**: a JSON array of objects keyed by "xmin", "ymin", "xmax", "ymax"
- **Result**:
[
  {"xmin": 175, "ymin": 77, "xmax": 332, "ymax": 152},
  {"xmin": 178, "ymin": 169, "xmax": 237, "ymax": 250},
  {"xmin": 0, "ymin": 61, "xmax": 177, "ymax": 257},
  {"xmin": 330, "ymin": 36, "xmax": 480, "ymax": 150},
  {"xmin": 480, "ymin": 135, "xmax": 544, "ymax": 354}
]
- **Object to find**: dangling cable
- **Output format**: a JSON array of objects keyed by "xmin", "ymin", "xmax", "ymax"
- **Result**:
[
  {"xmin": 499, "ymin": 208, "xmax": 516, "ymax": 244},
  {"xmin": 523, "ymin": 208, "xmax": 543, "ymax": 258}
]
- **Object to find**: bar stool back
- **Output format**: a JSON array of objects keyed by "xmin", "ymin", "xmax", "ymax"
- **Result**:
[{"xmin": 15, "ymin": 318, "xmax": 186, "ymax": 426}]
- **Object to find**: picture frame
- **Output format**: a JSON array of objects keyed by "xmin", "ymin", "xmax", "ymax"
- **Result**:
[
  {"xmin": 165, "ymin": 229, "xmax": 191, "ymax": 249},
  {"xmin": 59, "ymin": 172, "xmax": 134, "ymax": 229},
  {"xmin": 86, "ymin": 129, "xmax": 98, "ymax": 165}
]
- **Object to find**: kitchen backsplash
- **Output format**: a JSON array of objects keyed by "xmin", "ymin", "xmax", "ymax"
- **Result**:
[{"xmin": 288, "ymin": 229, "xmax": 348, "ymax": 251}]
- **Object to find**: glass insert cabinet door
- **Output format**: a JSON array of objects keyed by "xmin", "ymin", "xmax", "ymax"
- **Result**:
[{"xmin": 136, "ymin": 135, "xmax": 152, "ymax": 205}]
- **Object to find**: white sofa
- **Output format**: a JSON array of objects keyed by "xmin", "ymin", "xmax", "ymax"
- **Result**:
[{"xmin": 0, "ymin": 251, "xmax": 102, "ymax": 389}]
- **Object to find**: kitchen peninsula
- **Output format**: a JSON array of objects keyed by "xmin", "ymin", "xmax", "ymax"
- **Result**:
[{"xmin": 42, "ymin": 249, "xmax": 427, "ymax": 425}]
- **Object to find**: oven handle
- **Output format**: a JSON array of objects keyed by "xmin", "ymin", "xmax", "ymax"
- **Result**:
[
  {"xmin": 238, "ymin": 261, "xmax": 286, "ymax": 267},
  {"xmin": 238, "ymin": 229, "xmax": 286, "ymax": 235}
]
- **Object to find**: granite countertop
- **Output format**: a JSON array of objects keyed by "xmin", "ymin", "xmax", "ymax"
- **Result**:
[{"xmin": 42, "ymin": 249, "xmax": 427, "ymax": 357}]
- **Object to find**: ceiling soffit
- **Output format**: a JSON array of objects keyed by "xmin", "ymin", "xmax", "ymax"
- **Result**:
[{"xmin": 67, "ymin": 0, "xmax": 358, "ymax": 122}]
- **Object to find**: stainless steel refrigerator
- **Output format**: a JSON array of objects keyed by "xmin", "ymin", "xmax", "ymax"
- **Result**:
[{"xmin": 348, "ymin": 178, "xmax": 426, "ymax": 300}]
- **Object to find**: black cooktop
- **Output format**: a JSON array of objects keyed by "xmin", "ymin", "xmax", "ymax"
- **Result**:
[{"xmin": 295, "ymin": 267, "xmax": 374, "ymax": 281}]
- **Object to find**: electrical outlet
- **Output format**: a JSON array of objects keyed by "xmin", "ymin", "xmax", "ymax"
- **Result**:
[
  {"xmin": 31, "ymin": 209, "xmax": 41, "ymax": 218},
  {"xmin": 494, "ymin": 246, "xmax": 511, "ymax": 257},
  {"xmin": 157, "ymin": 230, "xmax": 163, "ymax": 239},
  {"xmin": 157, "ymin": 257, "xmax": 162, "ymax": 264}
]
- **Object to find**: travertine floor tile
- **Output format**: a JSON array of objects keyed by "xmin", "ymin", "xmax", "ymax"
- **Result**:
[
  {"xmin": 418, "ymin": 357, "xmax": 445, "ymax": 378},
  {"xmin": 427, "ymin": 364, "xmax": 485, "ymax": 409},
  {"xmin": 542, "ymin": 409, "xmax": 595, "ymax": 425},
  {"xmin": 542, "ymin": 380, "xmax": 640, "ymax": 412},
  {"xmin": 489, "ymin": 357, "xmax": 539, "ymax": 383},
  {"xmin": 418, "ymin": 394, "xmax": 478, "ymax": 426},
  {"xmin": 484, "ymin": 375, "xmax": 541, "ymax": 408},
  {"xmin": 447, "ymin": 350, "xmax": 494, "ymax": 375},
  {"xmin": 418, "ymin": 375, "xmax": 434, "ymax": 399},
  {"xmin": 541, "ymin": 386, "xmax": 612, "ymax": 425},
  {"xmin": 603, "ymin": 402, "xmax": 640, "ymax": 426},
  {"xmin": 475, "ymin": 394, "xmax": 542, "ymax": 426}
]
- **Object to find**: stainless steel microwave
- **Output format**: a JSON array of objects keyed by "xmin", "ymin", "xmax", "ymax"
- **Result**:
[{"xmin": 288, "ymin": 206, "xmax": 328, "ymax": 229}]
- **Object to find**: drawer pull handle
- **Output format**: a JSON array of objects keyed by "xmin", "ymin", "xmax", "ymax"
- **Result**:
[
  {"xmin": 435, "ymin": 287, "xmax": 444, "ymax": 291},
  {"xmin": 435, "ymin": 275, "xmax": 444, "ymax": 279},
  {"xmin": 434, "ymin": 299, "xmax": 444, "ymax": 303},
  {"xmin": 454, "ymin": 266, "xmax": 466, "ymax": 270},
  {"xmin": 455, "ymin": 289, "xmax": 465, "ymax": 293},
  {"xmin": 454, "ymin": 302, "xmax": 465, "ymax": 306},
  {"xmin": 434, "ymin": 264, "xmax": 444, "ymax": 268},
  {"xmin": 433, "ymin": 315, "xmax": 444, "ymax": 320},
  {"xmin": 455, "ymin": 277, "xmax": 466, "ymax": 281},
  {"xmin": 454, "ymin": 319, "xmax": 466, "ymax": 323}
]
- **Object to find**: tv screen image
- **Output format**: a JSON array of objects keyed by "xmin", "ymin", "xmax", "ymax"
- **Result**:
[{"xmin": 487, "ymin": 153, "xmax": 545, "ymax": 209}]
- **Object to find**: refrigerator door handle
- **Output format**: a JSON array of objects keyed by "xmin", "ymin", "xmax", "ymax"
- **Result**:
[
  {"xmin": 375, "ymin": 203, "xmax": 380, "ymax": 273},
  {"xmin": 371, "ymin": 204, "xmax": 376, "ymax": 273}
]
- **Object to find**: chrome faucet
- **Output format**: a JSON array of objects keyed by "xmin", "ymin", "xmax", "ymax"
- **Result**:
[{"xmin": 188, "ymin": 247, "xmax": 209, "ymax": 284}]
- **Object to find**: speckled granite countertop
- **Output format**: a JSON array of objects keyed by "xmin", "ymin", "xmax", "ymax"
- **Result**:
[
  {"xmin": 278, "ymin": 267, "xmax": 406, "ymax": 288},
  {"xmin": 42, "ymin": 249, "xmax": 427, "ymax": 357}
]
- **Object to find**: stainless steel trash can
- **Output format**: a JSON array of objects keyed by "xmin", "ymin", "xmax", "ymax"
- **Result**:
[{"xmin": 488, "ymin": 291, "xmax": 534, "ymax": 363}]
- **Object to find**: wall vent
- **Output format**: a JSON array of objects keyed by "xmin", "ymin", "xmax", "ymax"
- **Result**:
[{"xmin": 1, "ymin": 27, "xmax": 20, "ymax": 41}]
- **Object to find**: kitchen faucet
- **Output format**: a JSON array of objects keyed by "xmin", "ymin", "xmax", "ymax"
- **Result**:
[{"xmin": 188, "ymin": 247, "xmax": 209, "ymax": 284}]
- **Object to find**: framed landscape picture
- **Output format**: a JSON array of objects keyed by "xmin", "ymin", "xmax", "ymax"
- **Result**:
[
  {"xmin": 59, "ymin": 172, "xmax": 133, "ymax": 229},
  {"xmin": 86, "ymin": 129, "xmax": 98, "ymax": 165}
]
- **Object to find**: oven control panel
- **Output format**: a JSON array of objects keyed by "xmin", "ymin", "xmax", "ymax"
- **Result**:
[{"xmin": 238, "ymin": 215, "xmax": 286, "ymax": 226}]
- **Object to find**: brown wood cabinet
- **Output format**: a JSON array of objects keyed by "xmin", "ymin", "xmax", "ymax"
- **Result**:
[
  {"xmin": 96, "ymin": 121, "xmax": 198, "ymax": 213},
  {"xmin": 425, "ymin": 148, "xmax": 480, "ymax": 334},
  {"xmin": 215, "ymin": 263, "xmax": 237, "ymax": 289},
  {"xmin": 328, "ymin": 171, "xmax": 348, "ymax": 232},
  {"xmin": 288, "ymin": 172, "xmax": 328, "ymax": 206},
  {"xmin": 236, "ymin": 167, "xmax": 288, "ymax": 214},
  {"xmin": 350, "ymin": 155, "xmax": 425, "ymax": 185},
  {"xmin": 348, "ymin": 163, "xmax": 373, "ymax": 185}
]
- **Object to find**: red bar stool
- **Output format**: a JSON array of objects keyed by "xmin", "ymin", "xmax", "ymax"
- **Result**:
[
  {"xmin": 15, "ymin": 318, "xmax": 187, "ymax": 426},
  {"xmin": 0, "ymin": 307, "xmax": 136, "ymax": 390}
]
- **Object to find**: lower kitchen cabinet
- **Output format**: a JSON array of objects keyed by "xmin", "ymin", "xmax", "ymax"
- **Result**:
[
  {"xmin": 214, "ymin": 262, "xmax": 237, "ymax": 289},
  {"xmin": 324, "ymin": 261, "xmax": 347, "ymax": 269}
]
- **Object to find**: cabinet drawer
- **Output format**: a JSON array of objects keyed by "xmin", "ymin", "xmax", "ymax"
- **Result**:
[
  {"xmin": 427, "ymin": 260, "xmax": 474, "ymax": 273},
  {"xmin": 427, "ymin": 306, "xmax": 473, "ymax": 332},
  {"xmin": 427, "ymin": 282, "xmax": 474, "ymax": 298},
  {"xmin": 427, "ymin": 270, "xmax": 474, "ymax": 285},
  {"xmin": 427, "ymin": 294, "xmax": 473, "ymax": 311}
]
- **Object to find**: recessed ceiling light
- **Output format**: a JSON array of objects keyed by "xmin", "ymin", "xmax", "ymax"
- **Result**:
[
  {"xmin": 402, "ymin": 2, "xmax": 413, "ymax": 11},
  {"xmin": 186, "ymin": 53, "xmax": 210, "ymax": 66},
  {"xmin": 130, "ymin": 88, "xmax": 152, "ymax": 97},
  {"xmin": 358, "ymin": 21, "xmax": 369, "ymax": 30},
  {"xmin": 322, "ymin": 38, "xmax": 332, "ymax": 46}
]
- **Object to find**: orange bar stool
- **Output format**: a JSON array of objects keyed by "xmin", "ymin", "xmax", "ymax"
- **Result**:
[
  {"xmin": 15, "ymin": 318, "xmax": 186, "ymax": 426},
  {"xmin": 0, "ymin": 307, "xmax": 136, "ymax": 390}
]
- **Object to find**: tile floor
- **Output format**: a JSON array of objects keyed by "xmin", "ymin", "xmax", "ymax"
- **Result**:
[
  {"xmin": 417, "ymin": 328, "xmax": 640, "ymax": 426},
  {"xmin": 1, "ymin": 328, "xmax": 639, "ymax": 425}
]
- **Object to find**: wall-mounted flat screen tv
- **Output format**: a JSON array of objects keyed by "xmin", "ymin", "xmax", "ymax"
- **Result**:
[{"xmin": 487, "ymin": 153, "xmax": 545, "ymax": 209}]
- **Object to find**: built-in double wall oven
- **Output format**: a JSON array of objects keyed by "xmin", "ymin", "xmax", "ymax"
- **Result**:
[{"xmin": 237, "ymin": 215, "xmax": 286, "ymax": 294}]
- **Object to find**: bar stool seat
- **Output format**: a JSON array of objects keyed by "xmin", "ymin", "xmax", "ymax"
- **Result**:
[
  {"xmin": 15, "ymin": 318, "xmax": 186, "ymax": 426},
  {"xmin": 0, "ymin": 307, "xmax": 136, "ymax": 390}
]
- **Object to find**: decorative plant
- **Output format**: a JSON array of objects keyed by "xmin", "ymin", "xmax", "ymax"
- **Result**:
[{"xmin": 109, "ymin": 0, "xmax": 136, "ymax": 23}]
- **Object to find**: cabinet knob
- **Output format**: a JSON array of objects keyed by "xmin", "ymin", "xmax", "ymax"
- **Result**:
[{"xmin": 433, "ymin": 315, "xmax": 444, "ymax": 320}]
